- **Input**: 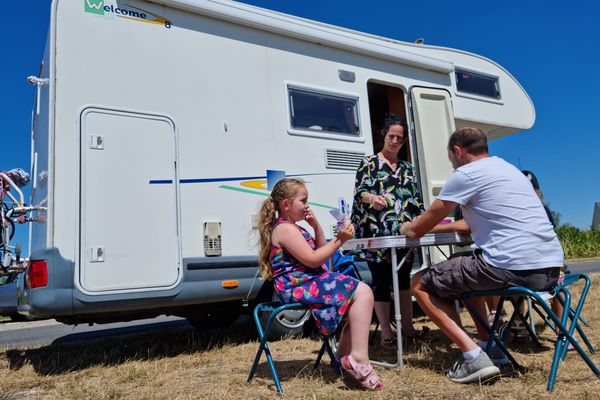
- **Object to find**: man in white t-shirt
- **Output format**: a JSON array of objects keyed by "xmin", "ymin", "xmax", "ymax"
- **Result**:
[{"xmin": 401, "ymin": 127, "xmax": 563, "ymax": 384}]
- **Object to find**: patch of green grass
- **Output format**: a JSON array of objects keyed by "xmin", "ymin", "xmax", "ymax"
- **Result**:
[{"xmin": 557, "ymin": 226, "xmax": 600, "ymax": 259}]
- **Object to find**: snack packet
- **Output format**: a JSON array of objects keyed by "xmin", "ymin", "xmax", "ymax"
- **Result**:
[{"xmin": 329, "ymin": 197, "xmax": 349, "ymax": 233}]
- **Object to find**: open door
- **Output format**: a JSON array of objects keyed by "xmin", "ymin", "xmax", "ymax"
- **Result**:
[
  {"xmin": 409, "ymin": 87, "xmax": 455, "ymax": 207},
  {"xmin": 367, "ymin": 82, "xmax": 409, "ymax": 160},
  {"xmin": 79, "ymin": 108, "xmax": 181, "ymax": 294},
  {"xmin": 410, "ymin": 88, "xmax": 456, "ymax": 265}
]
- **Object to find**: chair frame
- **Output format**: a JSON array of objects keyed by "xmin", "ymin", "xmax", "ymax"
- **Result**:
[
  {"xmin": 462, "ymin": 273, "xmax": 600, "ymax": 391},
  {"xmin": 247, "ymin": 301, "xmax": 342, "ymax": 395}
]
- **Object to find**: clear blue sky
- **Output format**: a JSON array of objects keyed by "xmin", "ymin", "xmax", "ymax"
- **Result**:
[{"xmin": 1, "ymin": 1, "xmax": 599, "ymax": 254}]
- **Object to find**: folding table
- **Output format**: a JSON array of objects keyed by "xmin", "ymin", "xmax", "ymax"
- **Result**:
[{"xmin": 340, "ymin": 232, "xmax": 473, "ymax": 368}]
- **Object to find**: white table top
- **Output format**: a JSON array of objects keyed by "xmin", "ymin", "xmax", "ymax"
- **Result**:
[{"xmin": 341, "ymin": 232, "xmax": 473, "ymax": 251}]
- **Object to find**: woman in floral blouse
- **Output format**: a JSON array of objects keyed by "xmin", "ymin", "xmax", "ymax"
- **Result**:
[{"xmin": 351, "ymin": 114, "xmax": 428, "ymax": 346}]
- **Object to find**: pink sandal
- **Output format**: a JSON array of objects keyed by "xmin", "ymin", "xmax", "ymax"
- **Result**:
[{"xmin": 340, "ymin": 355, "xmax": 383, "ymax": 391}]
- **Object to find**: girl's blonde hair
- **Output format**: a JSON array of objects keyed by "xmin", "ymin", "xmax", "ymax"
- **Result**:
[{"xmin": 257, "ymin": 178, "xmax": 306, "ymax": 280}]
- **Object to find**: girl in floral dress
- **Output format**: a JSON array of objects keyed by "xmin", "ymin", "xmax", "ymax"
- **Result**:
[{"xmin": 257, "ymin": 178, "xmax": 383, "ymax": 391}]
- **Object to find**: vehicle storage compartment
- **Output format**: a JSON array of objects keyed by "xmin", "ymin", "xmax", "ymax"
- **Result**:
[{"xmin": 79, "ymin": 108, "xmax": 181, "ymax": 293}]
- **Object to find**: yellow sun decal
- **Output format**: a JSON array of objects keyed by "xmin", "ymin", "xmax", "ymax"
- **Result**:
[{"xmin": 240, "ymin": 179, "xmax": 269, "ymax": 190}]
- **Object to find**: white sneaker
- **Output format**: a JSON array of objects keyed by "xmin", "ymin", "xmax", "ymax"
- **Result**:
[{"xmin": 447, "ymin": 351, "xmax": 500, "ymax": 384}]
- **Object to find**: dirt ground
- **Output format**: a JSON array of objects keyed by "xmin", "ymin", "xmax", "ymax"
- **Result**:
[{"xmin": 1, "ymin": 274, "xmax": 600, "ymax": 399}]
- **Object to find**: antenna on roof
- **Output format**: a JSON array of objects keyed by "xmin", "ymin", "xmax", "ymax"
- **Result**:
[{"xmin": 415, "ymin": 38, "xmax": 425, "ymax": 45}]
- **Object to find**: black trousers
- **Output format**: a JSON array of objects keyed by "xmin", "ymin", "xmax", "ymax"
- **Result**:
[{"xmin": 367, "ymin": 249, "xmax": 414, "ymax": 302}]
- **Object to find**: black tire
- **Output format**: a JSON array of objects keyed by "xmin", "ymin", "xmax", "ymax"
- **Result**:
[
  {"xmin": 186, "ymin": 304, "xmax": 242, "ymax": 331},
  {"xmin": 9, "ymin": 313, "xmax": 36, "ymax": 322},
  {"xmin": 259, "ymin": 293, "xmax": 312, "ymax": 340},
  {"xmin": 15, "ymin": 243, "xmax": 21, "ymax": 265}
]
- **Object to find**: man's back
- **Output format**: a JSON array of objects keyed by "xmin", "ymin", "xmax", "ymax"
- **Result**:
[
  {"xmin": 406, "ymin": 127, "xmax": 563, "ymax": 385},
  {"xmin": 439, "ymin": 156, "xmax": 563, "ymax": 270}
]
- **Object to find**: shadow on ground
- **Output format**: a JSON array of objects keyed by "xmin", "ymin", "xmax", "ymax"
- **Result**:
[
  {"xmin": 4, "ymin": 317, "xmax": 259, "ymax": 376},
  {"xmin": 382, "ymin": 326, "xmax": 548, "ymax": 382}
]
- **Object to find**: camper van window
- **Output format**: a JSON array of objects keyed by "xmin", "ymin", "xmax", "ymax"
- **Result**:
[
  {"xmin": 455, "ymin": 69, "xmax": 500, "ymax": 100},
  {"xmin": 288, "ymin": 87, "xmax": 360, "ymax": 136}
]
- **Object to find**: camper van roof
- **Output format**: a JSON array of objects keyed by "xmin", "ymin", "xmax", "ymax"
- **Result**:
[
  {"xmin": 145, "ymin": 0, "xmax": 534, "ymax": 134},
  {"xmin": 148, "ymin": 2, "xmax": 530, "ymax": 102},
  {"xmin": 149, "ymin": 0, "xmax": 455, "ymax": 73}
]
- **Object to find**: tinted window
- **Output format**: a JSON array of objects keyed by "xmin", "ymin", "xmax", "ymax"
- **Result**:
[
  {"xmin": 288, "ymin": 87, "xmax": 360, "ymax": 135},
  {"xmin": 455, "ymin": 69, "xmax": 500, "ymax": 99}
]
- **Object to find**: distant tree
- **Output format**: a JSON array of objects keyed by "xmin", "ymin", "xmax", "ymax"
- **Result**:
[
  {"xmin": 550, "ymin": 209, "xmax": 561, "ymax": 228},
  {"xmin": 545, "ymin": 202, "xmax": 561, "ymax": 227}
]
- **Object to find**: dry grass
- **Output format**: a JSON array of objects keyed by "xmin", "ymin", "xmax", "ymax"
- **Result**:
[{"xmin": 2, "ymin": 274, "xmax": 600, "ymax": 399}]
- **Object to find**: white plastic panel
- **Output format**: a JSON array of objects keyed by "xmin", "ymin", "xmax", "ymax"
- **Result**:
[
  {"xmin": 410, "ymin": 87, "xmax": 456, "ymax": 206},
  {"xmin": 80, "ymin": 109, "xmax": 180, "ymax": 293}
]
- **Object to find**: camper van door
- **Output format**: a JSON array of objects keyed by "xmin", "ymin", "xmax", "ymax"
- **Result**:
[
  {"xmin": 409, "ymin": 87, "xmax": 456, "ymax": 265},
  {"xmin": 78, "ymin": 108, "xmax": 181, "ymax": 294},
  {"xmin": 409, "ymin": 87, "xmax": 455, "ymax": 207}
]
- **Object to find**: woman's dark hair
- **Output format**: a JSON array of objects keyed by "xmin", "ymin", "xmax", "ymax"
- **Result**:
[{"xmin": 380, "ymin": 113, "xmax": 407, "ymax": 139}]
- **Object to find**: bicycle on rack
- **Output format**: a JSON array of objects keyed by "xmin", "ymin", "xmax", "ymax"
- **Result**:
[{"xmin": 1, "ymin": 168, "xmax": 43, "ymax": 275}]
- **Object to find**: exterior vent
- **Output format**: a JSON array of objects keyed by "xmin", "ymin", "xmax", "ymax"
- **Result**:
[
  {"xmin": 325, "ymin": 149, "xmax": 365, "ymax": 170},
  {"xmin": 203, "ymin": 221, "xmax": 222, "ymax": 256}
]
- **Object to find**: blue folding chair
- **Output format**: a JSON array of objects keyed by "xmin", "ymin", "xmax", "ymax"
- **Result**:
[
  {"xmin": 514, "ymin": 270, "xmax": 594, "ymax": 348},
  {"xmin": 536, "ymin": 273, "xmax": 595, "ymax": 355},
  {"xmin": 462, "ymin": 273, "xmax": 600, "ymax": 391},
  {"xmin": 330, "ymin": 252, "xmax": 365, "ymax": 281},
  {"xmin": 247, "ymin": 301, "xmax": 342, "ymax": 395}
]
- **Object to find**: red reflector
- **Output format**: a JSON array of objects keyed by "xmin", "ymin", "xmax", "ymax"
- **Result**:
[{"xmin": 29, "ymin": 260, "xmax": 48, "ymax": 288}]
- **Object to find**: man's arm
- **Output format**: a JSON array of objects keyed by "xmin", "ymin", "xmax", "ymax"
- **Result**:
[
  {"xmin": 400, "ymin": 199, "xmax": 458, "ymax": 238},
  {"xmin": 429, "ymin": 219, "xmax": 471, "ymax": 234}
]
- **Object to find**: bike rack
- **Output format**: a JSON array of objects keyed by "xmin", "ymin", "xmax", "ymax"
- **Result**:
[
  {"xmin": 0, "ymin": 172, "xmax": 25, "ymax": 206},
  {"xmin": 1, "ymin": 172, "xmax": 44, "ymax": 272}
]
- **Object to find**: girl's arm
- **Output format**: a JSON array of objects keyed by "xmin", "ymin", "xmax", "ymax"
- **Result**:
[
  {"xmin": 273, "ymin": 222, "xmax": 354, "ymax": 268},
  {"xmin": 304, "ymin": 206, "xmax": 327, "ymax": 248},
  {"xmin": 311, "ymin": 222, "xmax": 327, "ymax": 248}
]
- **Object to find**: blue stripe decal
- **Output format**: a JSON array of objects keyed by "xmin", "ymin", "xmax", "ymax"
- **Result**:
[
  {"xmin": 149, "ymin": 175, "xmax": 266, "ymax": 184},
  {"xmin": 149, "ymin": 172, "xmax": 352, "ymax": 185}
]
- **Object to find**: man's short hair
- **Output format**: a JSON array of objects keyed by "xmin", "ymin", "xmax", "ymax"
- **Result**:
[{"xmin": 448, "ymin": 127, "xmax": 488, "ymax": 155}]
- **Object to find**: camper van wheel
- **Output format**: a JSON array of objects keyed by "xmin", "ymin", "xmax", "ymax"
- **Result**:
[{"xmin": 260, "ymin": 293, "xmax": 312, "ymax": 340}]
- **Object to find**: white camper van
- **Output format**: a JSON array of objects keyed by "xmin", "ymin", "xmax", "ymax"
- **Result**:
[{"xmin": 19, "ymin": 0, "xmax": 534, "ymax": 333}]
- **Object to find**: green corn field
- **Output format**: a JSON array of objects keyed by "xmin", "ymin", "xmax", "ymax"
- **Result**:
[{"xmin": 557, "ymin": 226, "xmax": 600, "ymax": 259}]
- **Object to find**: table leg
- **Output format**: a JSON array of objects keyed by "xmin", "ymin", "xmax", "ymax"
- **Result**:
[
  {"xmin": 391, "ymin": 247, "xmax": 404, "ymax": 368},
  {"xmin": 371, "ymin": 247, "xmax": 412, "ymax": 369}
]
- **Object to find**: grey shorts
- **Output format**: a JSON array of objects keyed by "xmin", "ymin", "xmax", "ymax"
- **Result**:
[{"xmin": 419, "ymin": 250, "xmax": 561, "ymax": 300}]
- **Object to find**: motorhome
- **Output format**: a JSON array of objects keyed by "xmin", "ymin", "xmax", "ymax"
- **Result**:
[{"xmin": 19, "ymin": 0, "xmax": 535, "ymax": 334}]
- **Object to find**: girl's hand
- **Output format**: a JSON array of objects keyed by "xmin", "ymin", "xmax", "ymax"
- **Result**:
[
  {"xmin": 336, "ymin": 222, "xmax": 355, "ymax": 244},
  {"xmin": 304, "ymin": 206, "xmax": 319, "ymax": 228}
]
